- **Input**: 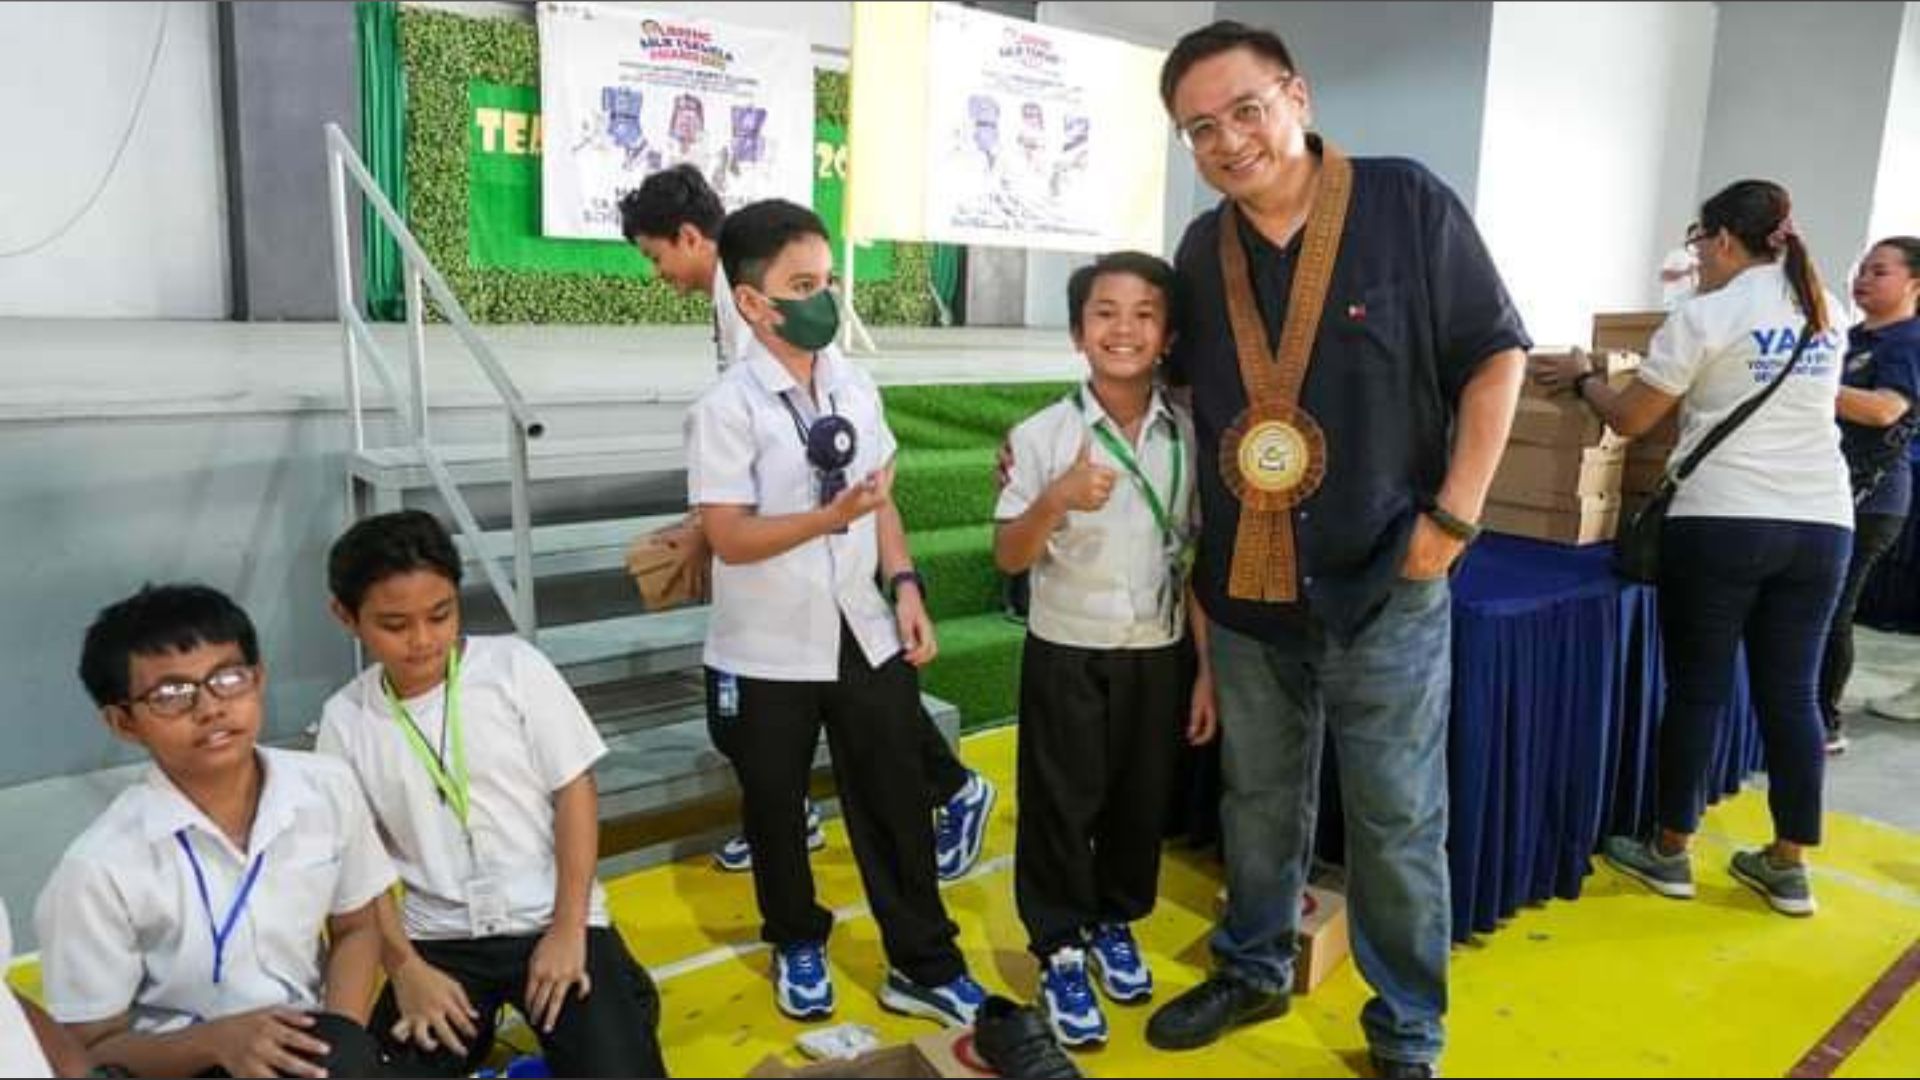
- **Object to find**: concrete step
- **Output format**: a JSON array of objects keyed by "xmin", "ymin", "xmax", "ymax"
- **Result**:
[
  {"xmin": 350, "ymin": 434, "xmax": 685, "ymax": 491},
  {"xmin": 541, "ymin": 607, "xmax": 710, "ymax": 689},
  {"xmin": 454, "ymin": 512, "xmax": 686, "ymax": 580}
]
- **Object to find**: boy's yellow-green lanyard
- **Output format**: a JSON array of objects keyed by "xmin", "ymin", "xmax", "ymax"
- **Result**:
[
  {"xmin": 385, "ymin": 647, "xmax": 468, "ymax": 828},
  {"xmin": 1077, "ymin": 388, "xmax": 1183, "ymax": 543}
]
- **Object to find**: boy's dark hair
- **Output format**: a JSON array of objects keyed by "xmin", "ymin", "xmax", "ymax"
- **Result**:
[
  {"xmin": 1698, "ymin": 179, "xmax": 1829, "ymax": 334},
  {"xmin": 79, "ymin": 584, "xmax": 260, "ymax": 707},
  {"xmin": 328, "ymin": 510, "xmax": 463, "ymax": 615},
  {"xmin": 1160, "ymin": 20, "xmax": 1298, "ymax": 113},
  {"xmin": 718, "ymin": 199, "xmax": 831, "ymax": 291},
  {"xmin": 1067, "ymin": 251, "xmax": 1179, "ymax": 335},
  {"xmin": 617, "ymin": 164, "xmax": 725, "ymax": 244}
]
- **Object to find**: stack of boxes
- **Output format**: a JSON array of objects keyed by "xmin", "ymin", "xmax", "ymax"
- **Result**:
[
  {"xmin": 1593, "ymin": 312, "xmax": 1679, "ymax": 518},
  {"xmin": 1483, "ymin": 311, "xmax": 1675, "ymax": 545}
]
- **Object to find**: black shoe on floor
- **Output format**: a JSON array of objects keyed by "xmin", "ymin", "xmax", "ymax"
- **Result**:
[
  {"xmin": 1144, "ymin": 973, "xmax": 1288, "ymax": 1051},
  {"xmin": 1371, "ymin": 1053, "xmax": 1437, "ymax": 1078},
  {"xmin": 971, "ymin": 995, "xmax": 1082, "ymax": 1078}
]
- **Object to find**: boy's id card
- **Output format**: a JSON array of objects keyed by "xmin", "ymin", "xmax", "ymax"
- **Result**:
[{"xmin": 467, "ymin": 874, "xmax": 510, "ymax": 937}]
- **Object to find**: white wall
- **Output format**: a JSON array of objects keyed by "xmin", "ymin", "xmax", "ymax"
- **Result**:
[
  {"xmin": 1216, "ymin": 1, "xmax": 1495, "ymax": 204},
  {"xmin": 1024, "ymin": 1, "xmax": 1214, "ymax": 328},
  {"xmin": 1697, "ymin": 1, "xmax": 1904, "ymax": 291},
  {"xmin": 0, "ymin": 2, "xmax": 229, "ymax": 318},
  {"xmin": 1868, "ymin": 2, "xmax": 1920, "ymax": 254},
  {"xmin": 1475, "ymin": 2, "xmax": 1716, "ymax": 346}
]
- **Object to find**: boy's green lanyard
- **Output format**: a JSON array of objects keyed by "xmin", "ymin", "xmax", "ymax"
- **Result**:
[
  {"xmin": 1076, "ymin": 388, "xmax": 1183, "ymax": 544},
  {"xmin": 385, "ymin": 648, "xmax": 468, "ymax": 828}
]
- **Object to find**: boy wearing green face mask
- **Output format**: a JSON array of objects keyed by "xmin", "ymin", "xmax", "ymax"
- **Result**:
[{"xmin": 684, "ymin": 200, "xmax": 989, "ymax": 1026}]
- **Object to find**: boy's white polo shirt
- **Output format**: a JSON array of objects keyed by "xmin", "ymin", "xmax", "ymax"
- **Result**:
[
  {"xmin": 996, "ymin": 384, "xmax": 1196, "ymax": 649},
  {"xmin": 32, "ymin": 748, "xmax": 395, "ymax": 1032},
  {"xmin": 687, "ymin": 337, "xmax": 904, "ymax": 680},
  {"xmin": 315, "ymin": 635, "xmax": 611, "ymax": 941},
  {"xmin": 0, "ymin": 900, "xmax": 52, "ymax": 1078}
]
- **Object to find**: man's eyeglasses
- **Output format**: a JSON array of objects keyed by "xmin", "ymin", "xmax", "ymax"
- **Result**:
[
  {"xmin": 1684, "ymin": 223, "xmax": 1713, "ymax": 248},
  {"xmin": 125, "ymin": 664, "xmax": 259, "ymax": 718},
  {"xmin": 1175, "ymin": 78, "xmax": 1294, "ymax": 153}
]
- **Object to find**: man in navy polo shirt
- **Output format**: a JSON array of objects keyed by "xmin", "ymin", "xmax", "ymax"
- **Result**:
[{"xmin": 1142, "ymin": 21, "xmax": 1529, "ymax": 1079}]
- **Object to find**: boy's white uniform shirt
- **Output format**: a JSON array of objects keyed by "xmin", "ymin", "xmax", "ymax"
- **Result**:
[
  {"xmin": 316, "ymin": 635, "xmax": 611, "ymax": 941},
  {"xmin": 1638, "ymin": 262, "xmax": 1852, "ymax": 528},
  {"xmin": 687, "ymin": 337, "xmax": 904, "ymax": 681},
  {"xmin": 33, "ymin": 749, "xmax": 395, "ymax": 1032},
  {"xmin": 996, "ymin": 384, "xmax": 1197, "ymax": 649},
  {"xmin": 0, "ymin": 899, "xmax": 53, "ymax": 1078}
]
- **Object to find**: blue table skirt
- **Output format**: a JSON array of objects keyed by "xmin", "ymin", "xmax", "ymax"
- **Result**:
[
  {"xmin": 1857, "ymin": 440, "xmax": 1920, "ymax": 632},
  {"xmin": 1316, "ymin": 533, "xmax": 1764, "ymax": 942}
]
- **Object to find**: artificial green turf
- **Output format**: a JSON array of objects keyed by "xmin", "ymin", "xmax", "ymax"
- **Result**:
[
  {"xmin": 917, "ymin": 612, "xmax": 1027, "ymax": 731},
  {"xmin": 883, "ymin": 382, "xmax": 1069, "ymax": 727}
]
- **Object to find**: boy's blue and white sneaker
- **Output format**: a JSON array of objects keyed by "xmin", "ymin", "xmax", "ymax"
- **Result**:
[
  {"xmin": 935, "ymin": 773, "xmax": 997, "ymax": 881},
  {"xmin": 879, "ymin": 969, "xmax": 988, "ymax": 1028},
  {"xmin": 1039, "ymin": 947, "xmax": 1109, "ymax": 1048},
  {"xmin": 715, "ymin": 801, "xmax": 826, "ymax": 872},
  {"xmin": 1087, "ymin": 922, "xmax": 1153, "ymax": 1003},
  {"xmin": 773, "ymin": 941, "xmax": 835, "ymax": 1020}
]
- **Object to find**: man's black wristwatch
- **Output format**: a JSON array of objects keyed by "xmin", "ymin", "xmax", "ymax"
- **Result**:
[{"xmin": 1424, "ymin": 503, "xmax": 1482, "ymax": 544}]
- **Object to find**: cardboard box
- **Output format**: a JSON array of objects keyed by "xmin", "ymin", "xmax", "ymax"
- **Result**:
[
  {"xmin": 1489, "ymin": 444, "xmax": 1625, "ymax": 511},
  {"xmin": 1295, "ymin": 885, "xmax": 1352, "ymax": 993},
  {"xmin": 1522, "ymin": 348, "xmax": 1642, "ymax": 401},
  {"xmin": 1484, "ymin": 499, "xmax": 1620, "ymax": 545},
  {"xmin": 1507, "ymin": 397, "xmax": 1626, "ymax": 451},
  {"xmin": 1592, "ymin": 311, "xmax": 1667, "ymax": 355},
  {"xmin": 747, "ymin": 1029, "xmax": 995, "ymax": 1078},
  {"xmin": 1213, "ymin": 884, "xmax": 1351, "ymax": 993}
]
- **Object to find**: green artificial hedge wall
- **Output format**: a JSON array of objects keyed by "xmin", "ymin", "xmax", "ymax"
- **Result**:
[{"xmin": 397, "ymin": 7, "xmax": 938, "ymax": 326}]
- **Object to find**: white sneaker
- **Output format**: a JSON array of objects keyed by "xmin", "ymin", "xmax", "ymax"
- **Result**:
[{"xmin": 1870, "ymin": 683, "xmax": 1920, "ymax": 722}]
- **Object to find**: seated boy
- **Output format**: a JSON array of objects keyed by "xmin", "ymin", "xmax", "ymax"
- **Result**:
[
  {"xmin": 686, "ymin": 198, "xmax": 985, "ymax": 1023},
  {"xmin": 317, "ymin": 510, "xmax": 667, "ymax": 1078},
  {"xmin": 36, "ymin": 584, "xmax": 395, "ymax": 1078},
  {"xmin": 995, "ymin": 252, "xmax": 1216, "ymax": 1048}
]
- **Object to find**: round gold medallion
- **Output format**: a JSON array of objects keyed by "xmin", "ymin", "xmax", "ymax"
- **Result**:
[
  {"xmin": 1238, "ymin": 420, "xmax": 1312, "ymax": 494},
  {"xmin": 1220, "ymin": 404, "xmax": 1326, "ymax": 510}
]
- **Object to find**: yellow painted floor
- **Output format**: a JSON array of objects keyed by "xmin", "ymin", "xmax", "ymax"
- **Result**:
[
  {"xmin": 9, "ymin": 725, "xmax": 1919, "ymax": 1076},
  {"xmin": 607, "ymin": 726, "xmax": 1920, "ymax": 1077}
]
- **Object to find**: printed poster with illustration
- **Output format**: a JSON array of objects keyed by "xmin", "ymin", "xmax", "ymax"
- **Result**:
[
  {"xmin": 922, "ymin": 5, "xmax": 1145, "ymax": 253},
  {"xmin": 538, "ymin": 1, "xmax": 813, "ymax": 239}
]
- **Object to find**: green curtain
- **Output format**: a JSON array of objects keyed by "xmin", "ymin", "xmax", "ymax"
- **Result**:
[
  {"xmin": 929, "ymin": 243, "xmax": 963, "ymax": 326},
  {"xmin": 357, "ymin": 2, "xmax": 407, "ymax": 321}
]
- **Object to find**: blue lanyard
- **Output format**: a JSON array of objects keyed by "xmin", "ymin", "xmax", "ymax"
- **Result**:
[{"xmin": 175, "ymin": 831, "xmax": 266, "ymax": 985}]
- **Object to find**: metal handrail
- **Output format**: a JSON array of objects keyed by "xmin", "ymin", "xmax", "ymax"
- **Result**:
[{"xmin": 325, "ymin": 122, "xmax": 540, "ymax": 639}]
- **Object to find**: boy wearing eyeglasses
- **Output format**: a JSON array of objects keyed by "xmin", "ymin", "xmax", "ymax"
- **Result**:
[
  {"xmin": 686, "ymin": 198, "xmax": 986, "ymax": 1026},
  {"xmin": 35, "ymin": 584, "xmax": 397, "ymax": 1079},
  {"xmin": 315, "ymin": 510, "xmax": 667, "ymax": 1077}
]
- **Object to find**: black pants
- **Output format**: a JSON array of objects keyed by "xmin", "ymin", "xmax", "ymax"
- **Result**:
[
  {"xmin": 370, "ymin": 928, "xmax": 666, "ymax": 1078},
  {"xmin": 707, "ymin": 623, "xmax": 965, "ymax": 986},
  {"xmin": 1658, "ymin": 518, "xmax": 1848, "ymax": 845},
  {"xmin": 919, "ymin": 700, "xmax": 972, "ymax": 807},
  {"xmin": 1015, "ymin": 634, "xmax": 1185, "ymax": 957},
  {"xmin": 193, "ymin": 1012, "xmax": 387, "ymax": 1078},
  {"xmin": 1819, "ymin": 511, "xmax": 1908, "ymax": 731}
]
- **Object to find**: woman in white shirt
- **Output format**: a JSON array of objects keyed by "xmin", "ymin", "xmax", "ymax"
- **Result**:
[{"xmin": 1533, "ymin": 179, "xmax": 1850, "ymax": 918}]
